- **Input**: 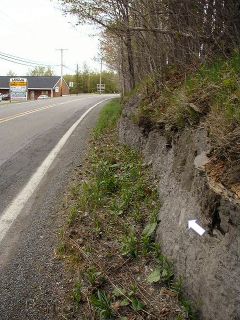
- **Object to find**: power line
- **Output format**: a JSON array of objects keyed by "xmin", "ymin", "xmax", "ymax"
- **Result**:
[
  {"xmin": 0, "ymin": 52, "xmax": 52, "ymax": 67},
  {"xmin": 0, "ymin": 55, "xmax": 46, "ymax": 67},
  {"xmin": 64, "ymin": 65, "xmax": 76, "ymax": 73},
  {"xmin": 0, "ymin": 51, "xmax": 56, "ymax": 67}
]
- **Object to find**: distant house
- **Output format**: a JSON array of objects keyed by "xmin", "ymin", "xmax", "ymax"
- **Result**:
[{"xmin": 0, "ymin": 76, "xmax": 69, "ymax": 100}]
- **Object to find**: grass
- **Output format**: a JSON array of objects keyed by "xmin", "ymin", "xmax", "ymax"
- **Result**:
[
  {"xmin": 72, "ymin": 281, "xmax": 83, "ymax": 305},
  {"xmin": 94, "ymin": 98, "xmax": 122, "ymax": 137},
  {"xmin": 58, "ymin": 98, "xmax": 196, "ymax": 319},
  {"xmin": 135, "ymin": 52, "xmax": 240, "ymax": 133},
  {"xmin": 131, "ymin": 52, "xmax": 240, "ymax": 190}
]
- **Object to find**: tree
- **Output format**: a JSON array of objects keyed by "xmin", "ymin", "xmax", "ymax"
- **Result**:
[
  {"xmin": 59, "ymin": 0, "xmax": 240, "ymax": 93},
  {"xmin": 63, "ymin": 66, "xmax": 119, "ymax": 94},
  {"xmin": 27, "ymin": 66, "xmax": 54, "ymax": 76},
  {"xmin": 6, "ymin": 70, "xmax": 16, "ymax": 76}
]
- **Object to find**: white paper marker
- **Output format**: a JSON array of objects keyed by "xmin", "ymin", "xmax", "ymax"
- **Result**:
[{"xmin": 188, "ymin": 220, "xmax": 206, "ymax": 236}]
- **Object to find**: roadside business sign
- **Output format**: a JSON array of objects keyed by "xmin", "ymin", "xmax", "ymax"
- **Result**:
[{"xmin": 9, "ymin": 78, "xmax": 28, "ymax": 101}]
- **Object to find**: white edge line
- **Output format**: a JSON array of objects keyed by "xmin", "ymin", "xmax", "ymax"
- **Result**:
[{"xmin": 0, "ymin": 97, "xmax": 112, "ymax": 243}]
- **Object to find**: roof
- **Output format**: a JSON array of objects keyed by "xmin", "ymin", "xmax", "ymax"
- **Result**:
[{"xmin": 0, "ymin": 76, "xmax": 63, "ymax": 89}]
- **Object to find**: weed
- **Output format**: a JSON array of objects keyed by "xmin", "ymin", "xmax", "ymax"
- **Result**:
[
  {"xmin": 131, "ymin": 297, "xmax": 145, "ymax": 312},
  {"xmin": 70, "ymin": 184, "xmax": 80, "ymax": 198},
  {"xmin": 176, "ymin": 315, "xmax": 186, "ymax": 320},
  {"xmin": 72, "ymin": 281, "xmax": 83, "ymax": 305},
  {"xmin": 132, "ymin": 207, "xmax": 144, "ymax": 223},
  {"xmin": 91, "ymin": 290, "xmax": 115, "ymax": 319},
  {"xmin": 141, "ymin": 234, "xmax": 155, "ymax": 256},
  {"xmin": 121, "ymin": 231, "xmax": 138, "ymax": 258},
  {"xmin": 142, "ymin": 221, "xmax": 158, "ymax": 238},
  {"xmin": 93, "ymin": 218, "xmax": 102, "ymax": 237},
  {"xmin": 79, "ymin": 181, "xmax": 104, "ymax": 210},
  {"xmin": 147, "ymin": 254, "xmax": 174, "ymax": 286},
  {"xmin": 171, "ymin": 277, "xmax": 183, "ymax": 295},
  {"xmin": 123, "ymin": 286, "xmax": 145, "ymax": 312},
  {"xmin": 171, "ymin": 278, "xmax": 198, "ymax": 320},
  {"xmin": 112, "ymin": 287, "xmax": 126, "ymax": 298},
  {"xmin": 180, "ymin": 298, "xmax": 198, "ymax": 320},
  {"xmin": 56, "ymin": 242, "xmax": 66, "ymax": 256},
  {"xmin": 85, "ymin": 267, "xmax": 102, "ymax": 286},
  {"xmin": 67, "ymin": 206, "xmax": 78, "ymax": 226}
]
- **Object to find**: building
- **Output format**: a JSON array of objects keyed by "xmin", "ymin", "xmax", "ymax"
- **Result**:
[{"xmin": 0, "ymin": 76, "xmax": 69, "ymax": 100}]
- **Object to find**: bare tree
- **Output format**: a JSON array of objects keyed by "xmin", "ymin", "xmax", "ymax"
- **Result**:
[{"xmin": 59, "ymin": 0, "xmax": 240, "ymax": 93}]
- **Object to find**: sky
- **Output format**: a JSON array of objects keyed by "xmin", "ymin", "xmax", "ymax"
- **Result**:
[{"xmin": 0, "ymin": 0, "xmax": 101, "ymax": 76}]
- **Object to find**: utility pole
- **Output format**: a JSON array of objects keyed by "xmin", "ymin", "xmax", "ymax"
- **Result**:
[
  {"xmin": 76, "ymin": 63, "xmax": 79, "ymax": 95},
  {"xmin": 99, "ymin": 57, "xmax": 103, "ymax": 95},
  {"xmin": 56, "ymin": 48, "xmax": 68, "ymax": 96}
]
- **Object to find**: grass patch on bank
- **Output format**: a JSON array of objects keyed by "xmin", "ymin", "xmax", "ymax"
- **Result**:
[
  {"xmin": 94, "ymin": 98, "xmax": 122, "ymax": 137},
  {"xmin": 132, "ymin": 53, "xmax": 240, "ymax": 189},
  {"xmin": 136, "ymin": 52, "xmax": 240, "ymax": 134},
  {"xmin": 58, "ymin": 99, "xmax": 197, "ymax": 319}
]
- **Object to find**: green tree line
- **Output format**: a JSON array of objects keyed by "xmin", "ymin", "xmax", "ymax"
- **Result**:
[{"xmin": 64, "ymin": 70, "xmax": 120, "ymax": 94}]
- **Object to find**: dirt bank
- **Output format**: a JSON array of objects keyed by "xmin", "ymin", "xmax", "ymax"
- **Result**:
[{"xmin": 119, "ymin": 96, "xmax": 240, "ymax": 320}]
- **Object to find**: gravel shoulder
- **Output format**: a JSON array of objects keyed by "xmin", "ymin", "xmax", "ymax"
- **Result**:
[{"xmin": 0, "ymin": 104, "xmax": 104, "ymax": 320}]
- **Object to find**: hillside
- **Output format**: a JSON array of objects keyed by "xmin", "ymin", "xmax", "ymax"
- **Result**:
[{"xmin": 119, "ymin": 53, "xmax": 240, "ymax": 319}]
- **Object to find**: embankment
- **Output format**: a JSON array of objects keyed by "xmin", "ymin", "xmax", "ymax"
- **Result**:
[{"xmin": 119, "ymin": 96, "xmax": 240, "ymax": 320}]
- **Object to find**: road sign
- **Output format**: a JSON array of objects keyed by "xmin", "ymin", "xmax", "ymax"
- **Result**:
[
  {"xmin": 97, "ymin": 83, "xmax": 105, "ymax": 93},
  {"xmin": 69, "ymin": 82, "xmax": 74, "ymax": 88},
  {"xmin": 10, "ymin": 78, "xmax": 28, "ymax": 101}
]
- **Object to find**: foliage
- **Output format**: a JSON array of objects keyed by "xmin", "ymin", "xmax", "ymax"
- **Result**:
[
  {"xmin": 72, "ymin": 281, "xmax": 83, "ymax": 305},
  {"xmin": 135, "ymin": 52, "xmax": 240, "ymax": 133},
  {"xmin": 27, "ymin": 66, "xmax": 54, "ymax": 76},
  {"xmin": 64, "ymin": 69, "xmax": 120, "ymax": 94},
  {"xmin": 121, "ymin": 230, "xmax": 138, "ymax": 258},
  {"xmin": 67, "ymin": 206, "xmax": 78, "ymax": 226},
  {"xmin": 94, "ymin": 98, "xmax": 122, "ymax": 137},
  {"xmin": 59, "ymin": 0, "xmax": 240, "ymax": 93},
  {"xmin": 6, "ymin": 70, "xmax": 16, "ymax": 76},
  {"xmin": 85, "ymin": 267, "xmax": 102, "ymax": 286},
  {"xmin": 91, "ymin": 290, "xmax": 114, "ymax": 319}
]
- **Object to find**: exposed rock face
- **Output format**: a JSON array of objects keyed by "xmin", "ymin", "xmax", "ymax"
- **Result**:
[{"xmin": 119, "ymin": 99, "xmax": 240, "ymax": 320}]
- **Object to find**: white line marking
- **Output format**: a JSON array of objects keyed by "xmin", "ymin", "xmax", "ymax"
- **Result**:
[
  {"xmin": 0, "ymin": 97, "xmax": 97, "ymax": 124},
  {"xmin": 0, "ymin": 97, "xmax": 112, "ymax": 244}
]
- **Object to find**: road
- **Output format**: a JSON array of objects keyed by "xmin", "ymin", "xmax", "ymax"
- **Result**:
[{"xmin": 0, "ymin": 94, "xmax": 116, "ymax": 319}]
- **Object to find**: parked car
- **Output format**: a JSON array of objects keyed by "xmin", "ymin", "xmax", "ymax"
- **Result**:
[
  {"xmin": 2, "ymin": 94, "xmax": 10, "ymax": 100},
  {"xmin": 37, "ymin": 94, "xmax": 49, "ymax": 100}
]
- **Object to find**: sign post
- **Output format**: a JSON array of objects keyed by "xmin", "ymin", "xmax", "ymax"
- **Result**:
[{"xmin": 9, "ymin": 78, "xmax": 28, "ymax": 102}]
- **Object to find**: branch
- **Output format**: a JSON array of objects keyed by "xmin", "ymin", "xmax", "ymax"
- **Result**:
[{"xmin": 118, "ymin": 26, "xmax": 208, "ymax": 39}]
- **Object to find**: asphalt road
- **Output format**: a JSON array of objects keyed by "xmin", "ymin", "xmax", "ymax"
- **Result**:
[{"xmin": 0, "ymin": 94, "xmax": 116, "ymax": 319}]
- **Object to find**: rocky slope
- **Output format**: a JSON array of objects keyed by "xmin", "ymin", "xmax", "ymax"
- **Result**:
[{"xmin": 119, "ymin": 96, "xmax": 240, "ymax": 320}]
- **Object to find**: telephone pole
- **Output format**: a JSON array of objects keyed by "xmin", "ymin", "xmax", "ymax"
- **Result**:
[
  {"xmin": 76, "ymin": 63, "xmax": 80, "ymax": 95},
  {"xmin": 99, "ymin": 57, "xmax": 103, "ymax": 94},
  {"xmin": 56, "ymin": 48, "xmax": 68, "ymax": 96}
]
